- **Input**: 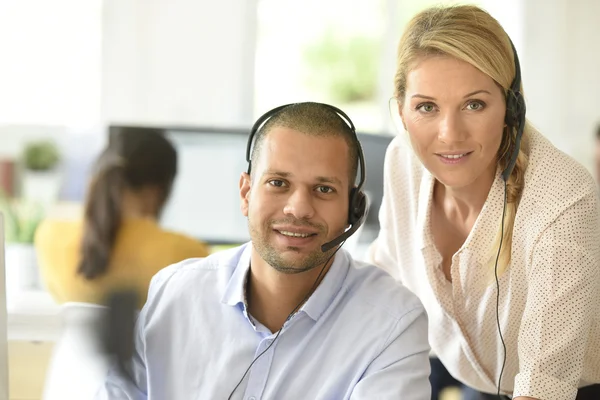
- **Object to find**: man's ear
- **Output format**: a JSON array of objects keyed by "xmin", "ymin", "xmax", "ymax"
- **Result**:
[{"xmin": 239, "ymin": 172, "xmax": 251, "ymax": 217}]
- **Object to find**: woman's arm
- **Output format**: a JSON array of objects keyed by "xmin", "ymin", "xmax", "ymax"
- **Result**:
[{"xmin": 513, "ymin": 191, "xmax": 600, "ymax": 400}]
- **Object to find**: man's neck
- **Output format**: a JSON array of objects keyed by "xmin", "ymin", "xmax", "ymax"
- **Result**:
[{"xmin": 246, "ymin": 253, "xmax": 332, "ymax": 333}]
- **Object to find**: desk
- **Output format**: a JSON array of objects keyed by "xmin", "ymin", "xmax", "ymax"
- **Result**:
[{"xmin": 7, "ymin": 289, "xmax": 62, "ymax": 342}]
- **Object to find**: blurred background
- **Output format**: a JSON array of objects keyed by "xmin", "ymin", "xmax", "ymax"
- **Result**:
[{"xmin": 0, "ymin": 0, "xmax": 598, "ymax": 399}]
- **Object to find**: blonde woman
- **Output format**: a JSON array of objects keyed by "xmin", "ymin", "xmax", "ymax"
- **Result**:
[{"xmin": 367, "ymin": 5, "xmax": 600, "ymax": 400}]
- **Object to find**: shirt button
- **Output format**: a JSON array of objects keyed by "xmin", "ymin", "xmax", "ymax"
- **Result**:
[{"xmin": 248, "ymin": 397, "xmax": 256, "ymax": 400}]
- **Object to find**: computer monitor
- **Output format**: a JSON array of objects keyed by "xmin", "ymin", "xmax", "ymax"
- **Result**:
[
  {"xmin": 108, "ymin": 125, "xmax": 395, "ymax": 246},
  {"xmin": 356, "ymin": 132, "xmax": 394, "ymax": 243},
  {"xmin": 160, "ymin": 127, "xmax": 251, "ymax": 244}
]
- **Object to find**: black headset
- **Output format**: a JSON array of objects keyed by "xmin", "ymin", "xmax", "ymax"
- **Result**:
[
  {"xmin": 494, "ymin": 38, "xmax": 526, "ymax": 398},
  {"xmin": 245, "ymin": 102, "xmax": 368, "ymax": 253},
  {"xmin": 501, "ymin": 39, "xmax": 526, "ymax": 182}
]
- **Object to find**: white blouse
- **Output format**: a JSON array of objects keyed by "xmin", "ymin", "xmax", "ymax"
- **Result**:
[{"xmin": 366, "ymin": 128, "xmax": 600, "ymax": 399}]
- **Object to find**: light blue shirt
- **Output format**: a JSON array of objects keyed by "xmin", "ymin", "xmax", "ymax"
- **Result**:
[{"xmin": 96, "ymin": 243, "xmax": 431, "ymax": 399}]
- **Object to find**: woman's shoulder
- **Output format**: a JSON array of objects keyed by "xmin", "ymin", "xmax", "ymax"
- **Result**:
[
  {"xmin": 524, "ymin": 129, "xmax": 596, "ymax": 204},
  {"xmin": 384, "ymin": 135, "xmax": 428, "ymax": 188},
  {"xmin": 34, "ymin": 218, "xmax": 82, "ymax": 244},
  {"xmin": 123, "ymin": 219, "xmax": 210, "ymax": 257},
  {"xmin": 517, "ymin": 128, "xmax": 597, "ymax": 231}
]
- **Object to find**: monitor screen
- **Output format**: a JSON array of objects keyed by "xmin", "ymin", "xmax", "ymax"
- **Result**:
[
  {"xmin": 356, "ymin": 132, "xmax": 394, "ymax": 244},
  {"xmin": 160, "ymin": 128, "xmax": 252, "ymax": 244}
]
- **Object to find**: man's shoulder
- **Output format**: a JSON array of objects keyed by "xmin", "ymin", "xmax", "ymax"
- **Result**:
[{"xmin": 344, "ymin": 257, "xmax": 425, "ymax": 321}]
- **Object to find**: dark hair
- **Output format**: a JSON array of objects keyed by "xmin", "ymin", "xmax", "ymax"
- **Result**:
[
  {"xmin": 596, "ymin": 124, "xmax": 600, "ymax": 140},
  {"xmin": 78, "ymin": 127, "xmax": 177, "ymax": 279},
  {"xmin": 251, "ymin": 102, "xmax": 360, "ymax": 185}
]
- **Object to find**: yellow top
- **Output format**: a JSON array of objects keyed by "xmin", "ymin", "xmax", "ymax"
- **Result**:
[{"xmin": 34, "ymin": 217, "xmax": 210, "ymax": 308}]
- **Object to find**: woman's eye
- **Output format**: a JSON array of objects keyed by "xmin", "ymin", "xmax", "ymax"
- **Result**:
[
  {"xmin": 466, "ymin": 101, "xmax": 485, "ymax": 111},
  {"xmin": 416, "ymin": 103, "xmax": 436, "ymax": 113}
]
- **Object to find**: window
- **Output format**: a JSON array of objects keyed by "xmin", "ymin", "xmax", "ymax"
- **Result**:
[
  {"xmin": 255, "ymin": 0, "xmax": 495, "ymax": 135},
  {"xmin": 0, "ymin": 0, "xmax": 102, "ymax": 126},
  {"xmin": 255, "ymin": 0, "xmax": 387, "ymax": 133}
]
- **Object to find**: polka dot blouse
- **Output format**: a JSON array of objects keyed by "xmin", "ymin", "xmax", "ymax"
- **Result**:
[{"xmin": 366, "ymin": 128, "xmax": 600, "ymax": 399}]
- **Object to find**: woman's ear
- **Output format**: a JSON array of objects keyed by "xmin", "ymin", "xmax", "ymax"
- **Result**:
[{"xmin": 398, "ymin": 101, "xmax": 407, "ymax": 131}]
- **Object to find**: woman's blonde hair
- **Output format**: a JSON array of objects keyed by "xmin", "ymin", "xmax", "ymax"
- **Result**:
[{"xmin": 394, "ymin": 5, "xmax": 530, "ymax": 275}]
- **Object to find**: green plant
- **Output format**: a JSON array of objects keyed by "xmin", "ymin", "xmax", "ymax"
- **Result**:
[
  {"xmin": 303, "ymin": 30, "xmax": 381, "ymax": 104},
  {"xmin": 22, "ymin": 140, "xmax": 60, "ymax": 171},
  {"xmin": 0, "ymin": 194, "xmax": 44, "ymax": 243}
]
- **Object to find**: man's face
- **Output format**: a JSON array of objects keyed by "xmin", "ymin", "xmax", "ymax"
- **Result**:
[
  {"xmin": 239, "ymin": 127, "xmax": 351, "ymax": 274},
  {"xmin": 596, "ymin": 139, "xmax": 600, "ymax": 186}
]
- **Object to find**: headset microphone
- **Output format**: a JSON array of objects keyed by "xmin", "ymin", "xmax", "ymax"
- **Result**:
[{"xmin": 321, "ymin": 205, "xmax": 368, "ymax": 252}]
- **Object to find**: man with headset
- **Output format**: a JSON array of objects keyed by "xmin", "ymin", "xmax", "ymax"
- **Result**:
[{"xmin": 95, "ymin": 102, "xmax": 431, "ymax": 399}]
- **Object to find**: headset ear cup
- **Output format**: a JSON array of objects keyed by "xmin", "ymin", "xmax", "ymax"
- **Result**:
[
  {"xmin": 501, "ymin": 89, "xmax": 526, "ymax": 181},
  {"xmin": 505, "ymin": 90, "xmax": 517, "ymax": 127},
  {"xmin": 348, "ymin": 189, "xmax": 367, "ymax": 226},
  {"xmin": 505, "ymin": 90, "xmax": 525, "ymax": 128}
]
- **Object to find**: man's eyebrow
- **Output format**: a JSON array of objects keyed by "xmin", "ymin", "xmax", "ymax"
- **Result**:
[
  {"xmin": 262, "ymin": 170, "xmax": 291, "ymax": 177},
  {"xmin": 262, "ymin": 171, "xmax": 343, "ymax": 186},
  {"xmin": 316, "ymin": 176, "xmax": 342, "ymax": 186}
]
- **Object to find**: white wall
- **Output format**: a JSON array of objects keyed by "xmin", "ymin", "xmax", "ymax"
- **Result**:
[
  {"xmin": 0, "ymin": 0, "xmax": 102, "ymax": 126},
  {"xmin": 521, "ymin": 0, "xmax": 600, "ymax": 173},
  {"xmin": 101, "ymin": 0, "xmax": 258, "ymax": 128}
]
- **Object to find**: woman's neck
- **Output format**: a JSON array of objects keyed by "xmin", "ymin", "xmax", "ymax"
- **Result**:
[
  {"xmin": 433, "ymin": 164, "xmax": 497, "ymax": 223},
  {"xmin": 121, "ymin": 188, "xmax": 160, "ymax": 219}
]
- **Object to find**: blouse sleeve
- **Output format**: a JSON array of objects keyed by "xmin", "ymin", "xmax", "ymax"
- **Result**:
[{"xmin": 513, "ymin": 191, "xmax": 600, "ymax": 399}]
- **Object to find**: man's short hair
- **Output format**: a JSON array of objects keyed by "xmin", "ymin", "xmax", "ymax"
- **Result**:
[
  {"xmin": 250, "ymin": 102, "xmax": 360, "ymax": 187},
  {"xmin": 596, "ymin": 124, "xmax": 600, "ymax": 140}
]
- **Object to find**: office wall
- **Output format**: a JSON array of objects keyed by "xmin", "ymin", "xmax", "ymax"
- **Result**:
[
  {"xmin": 101, "ymin": 0, "xmax": 258, "ymax": 127},
  {"xmin": 99, "ymin": 0, "xmax": 600, "ymax": 175},
  {"xmin": 521, "ymin": 0, "xmax": 600, "ymax": 173}
]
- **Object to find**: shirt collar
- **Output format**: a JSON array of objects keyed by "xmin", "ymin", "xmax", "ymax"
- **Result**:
[
  {"xmin": 416, "ymin": 170, "xmax": 435, "ymax": 250},
  {"xmin": 220, "ymin": 243, "xmax": 252, "ymax": 308},
  {"xmin": 300, "ymin": 249, "xmax": 350, "ymax": 322},
  {"xmin": 219, "ymin": 242, "xmax": 350, "ymax": 323},
  {"xmin": 416, "ymin": 167, "xmax": 506, "ymax": 265},
  {"xmin": 466, "ymin": 169, "xmax": 506, "ymax": 266}
]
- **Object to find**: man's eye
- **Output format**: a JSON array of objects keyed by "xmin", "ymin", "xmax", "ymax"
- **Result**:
[
  {"xmin": 317, "ymin": 186, "xmax": 334, "ymax": 194},
  {"xmin": 269, "ymin": 180, "xmax": 286, "ymax": 187}
]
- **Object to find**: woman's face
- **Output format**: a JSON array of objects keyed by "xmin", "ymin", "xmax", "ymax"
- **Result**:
[{"xmin": 400, "ymin": 55, "xmax": 507, "ymax": 191}]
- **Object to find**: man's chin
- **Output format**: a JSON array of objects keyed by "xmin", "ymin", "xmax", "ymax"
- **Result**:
[{"xmin": 269, "ymin": 253, "xmax": 324, "ymax": 274}]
